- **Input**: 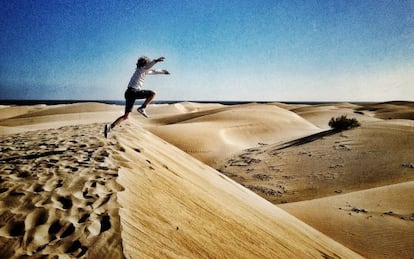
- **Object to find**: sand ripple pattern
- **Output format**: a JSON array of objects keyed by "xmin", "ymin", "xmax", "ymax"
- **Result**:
[{"xmin": 0, "ymin": 123, "xmax": 124, "ymax": 258}]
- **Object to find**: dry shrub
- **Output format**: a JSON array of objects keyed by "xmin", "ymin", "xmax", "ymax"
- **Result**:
[{"xmin": 329, "ymin": 115, "xmax": 360, "ymax": 130}]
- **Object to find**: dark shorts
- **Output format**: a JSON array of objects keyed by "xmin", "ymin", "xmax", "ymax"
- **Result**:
[{"xmin": 124, "ymin": 88, "xmax": 154, "ymax": 113}]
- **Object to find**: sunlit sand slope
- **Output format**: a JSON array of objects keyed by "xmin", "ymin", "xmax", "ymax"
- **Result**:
[
  {"xmin": 358, "ymin": 101, "xmax": 414, "ymax": 120},
  {"xmin": 114, "ymin": 118, "xmax": 361, "ymax": 258},
  {"xmin": 148, "ymin": 103, "xmax": 321, "ymax": 164},
  {"xmin": 216, "ymin": 120, "xmax": 414, "ymax": 204},
  {"xmin": 214, "ymin": 102, "xmax": 414, "ymax": 258},
  {"xmin": 281, "ymin": 181, "xmax": 414, "ymax": 258},
  {"xmin": 288, "ymin": 102, "xmax": 382, "ymax": 129},
  {"xmin": 2, "ymin": 101, "xmax": 410, "ymax": 258},
  {"xmin": 0, "ymin": 102, "xmax": 123, "ymax": 135}
]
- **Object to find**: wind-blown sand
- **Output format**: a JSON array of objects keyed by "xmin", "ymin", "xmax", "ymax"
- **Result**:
[{"xmin": 0, "ymin": 101, "xmax": 412, "ymax": 258}]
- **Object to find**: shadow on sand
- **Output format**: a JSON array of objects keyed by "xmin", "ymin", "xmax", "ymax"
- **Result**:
[
  {"xmin": 277, "ymin": 129, "xmax": 340, "ymax": 150},
  {"xmin": 0, "ymin": 149, "xmax": 67, "ymax": 163}
]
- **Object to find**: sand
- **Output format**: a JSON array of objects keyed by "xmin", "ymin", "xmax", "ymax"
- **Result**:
[
  {"xmin": 280, "ymin": 181, "xmax": 414, "ymax": 258},
  {"xmin": 0, "ymin": 100, "xmax": 413, "ymax": 258},
  {"xmin": 115, "ymin": 119, "xmax": 359, "ymax": 258},
  {"xmin": 212, "ymin": 102, "xmax": 414, "ymax": 258},
  {"xmin": 148, "ymin": 103, "xmax": 321, "ymax": 164},
  {"xmin": 0, "ymin": 123, "xmax": 124, "ymax": 258}
]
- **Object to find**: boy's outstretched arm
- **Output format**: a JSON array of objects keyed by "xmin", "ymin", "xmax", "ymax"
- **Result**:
[
  {"xmin": 154, "ymin": 57, "xmax": 165, "ymax": 62},
  {"xmin": 144, "ymin": 57, "xmax": 165, "ymax": 69},
  {"xmin": 148, "ymin": 69, "xmax": 170, "ymax": 75},
  {"xmin": 146, "ymin": 57, "xmax": 169, "ymax": 74}
]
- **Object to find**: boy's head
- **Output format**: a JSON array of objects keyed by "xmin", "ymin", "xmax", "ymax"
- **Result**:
[{"xmin": 137, "ymin": 56, "xmax": 150, "ymax": 68}]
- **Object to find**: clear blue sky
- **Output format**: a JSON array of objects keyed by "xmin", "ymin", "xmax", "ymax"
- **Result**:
[{"xmin": 1, "ymin": 0, "xmax": 413, "ymax": 101}]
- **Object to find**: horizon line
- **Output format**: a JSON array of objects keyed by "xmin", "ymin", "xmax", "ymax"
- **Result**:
[{"xmin": 1, "ymin": 99, "xmax": 413, "ymax": 106}]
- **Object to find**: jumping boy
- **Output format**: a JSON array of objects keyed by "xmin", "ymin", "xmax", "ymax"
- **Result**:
[{"xmin": 104, "ymin": 56, "xmax": 169, "ymax": 138}]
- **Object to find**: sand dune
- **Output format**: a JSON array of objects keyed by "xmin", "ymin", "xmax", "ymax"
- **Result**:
[
  {"xmin": 214, "ymin": 102, "xmax": 414, "ymax": 258},
  {"xmin": 288, "ymin": 102, "xmax": 381, "ymax": 129},
  {"xmin": 0, "ymin": 104, "xmax": 46, "ymax": 120},
  {"xmin": 280, "ymin": 181, "xmax": 414, "ymax": 258},
  {"xmin": 216, "ymin": 120, "xmax": 414, "ymax": 203},
  {"xmin": 358, "ymin": 101, "xmax": 414, "ymax": 120},
  {"xmin": 114, "ymin": 118, "xmax": 360, "ymax": 258},
  {"xmin": 0, "ymin": 102, "xmax": 363, "ymax": 258},
  {"xmin": 1, "ymin": 101, "xmax": 412, "ymax": 258},
  {"xmin": 149, "ymin": 102, "xmax": 225, "ymax": 117},
  {"xmin": 148, "ymin": 103, "xmax": 321, "ymax": 164},
  {"xmin": 0, "ymin": 103, "xmax": 123, "ymax": 135}
]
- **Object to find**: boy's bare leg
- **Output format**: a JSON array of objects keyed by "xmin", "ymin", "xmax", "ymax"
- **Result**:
[
  {"xmin": 140, "ymin": 91, "xmax": 156, "ymax": 109},
  {"xmin": 137, "ymin": 91, "xmax": 156, "ymax": 118},
  {"xmin": 112, "ymin": 112, "xmax": 130, "ymax": 127},
  {"xmin": 105, "ymin": 112, "xmax": 130, "ymax": 138}
]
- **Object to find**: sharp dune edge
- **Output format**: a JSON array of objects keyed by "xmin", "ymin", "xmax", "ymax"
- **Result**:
[{"xmin": 0, "ymin": 101, "xmax": 413, "ymax": 258}]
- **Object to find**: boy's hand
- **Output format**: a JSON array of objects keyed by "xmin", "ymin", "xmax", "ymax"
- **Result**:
[{"xmin": 155, "ymin": 57, "xmax": 165, "ymax": 62}]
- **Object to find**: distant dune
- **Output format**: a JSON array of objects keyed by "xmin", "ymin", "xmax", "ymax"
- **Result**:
[
  {"xmin": 148, "ymin": 103, "xmax": 321, "ymax": 164},
  {"xmin": 281, "ymin": 181, "xmax": 414, "ymax": 258},
  {"xmin": 1, "ymin": 101, "xmax": 412, "ymax": 258}
]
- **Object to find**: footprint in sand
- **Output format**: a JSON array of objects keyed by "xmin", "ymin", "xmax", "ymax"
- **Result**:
[{"xmin": 0, "ymin": 123, "xmax": 122, "ymax": 257}]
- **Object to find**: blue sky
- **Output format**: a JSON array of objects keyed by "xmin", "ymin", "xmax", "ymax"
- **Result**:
[{"xmin": 1, "ymin": 0, "xmax": 413, "ymax": 101}]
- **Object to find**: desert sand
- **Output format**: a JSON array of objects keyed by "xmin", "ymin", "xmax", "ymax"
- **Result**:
[{"xmin": 0, "ymin": 100, "xmax": 413, "ymax": 258}]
